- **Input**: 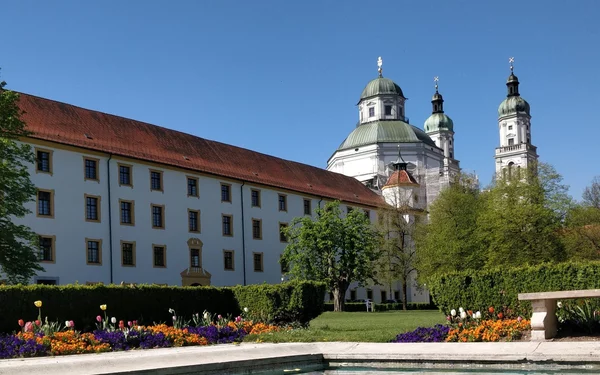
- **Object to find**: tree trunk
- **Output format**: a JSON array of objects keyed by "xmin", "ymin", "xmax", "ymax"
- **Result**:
[
  {"xmin": 332, "ymin": 281, "xmax": 349, "ymax": 312},
  {"xmin": 401, "ymin": 275, "xmax": 408, "ymax": 311}
]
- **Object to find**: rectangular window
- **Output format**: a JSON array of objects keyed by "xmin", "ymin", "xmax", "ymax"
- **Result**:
[
  {"xmin": 188, "ymin": 209, "xmax": 200, "ymax": 233},
  {"xmin": 190, "ymin": 248, "xmax": 200, "ymax": 268},
  {"xmin": 394, "ymin": 291, "xmax": 400, "ymax": 300},
  {"xmin": 221, "ymin": 183, "xmax": 231, "ymax": 202},
  {"xmin": 280, "ymin": 255, "xmax": 289, "ymax": 273},
  {"xmin": 508, "ymin": 125, "xmax": 513, "ymax": 130},
  {"xmin": 368, "ymin": 107, "xmax": 375, "ymax": 117},
  {"xmin": 38, "ymin": 236, "xmax": 55, "ymax": 263},
  {"xmin": 303, "ymin": 199, "xmax": 311, "ymax": 215},
  {"xmin": 37, "ymin": 190, "xmax": 54, "ymax": 217},
  {"xmin": 150, "ymin": 170, "xmax": 163, "ymax": 191},
  {"xmin": 187, "ymin": 177, "xmax": 199, "ymax": 197},
  {"xmin": 367, "ymin": 290, "xmax": 373, "ymax": 300},
  {"xmin": 350, "ymin": 290, "xmax": 357, "ymax": 301},
  {"xmin": 85, "ymin": 195, "xmax": 100, "ymax": 222},
  {"xmin": 252, "ymin": 219, "xmax": 262, "ymax": 239},
  {"xmin": 119, "ymin": 164, "xmax": 132, "ymax": 186},
  {"xmin": 222, "ymin": 214, "xmax": 233, "ymax": 236},
  {"xmin": 251, "ymin": 189, "xmax": 261, "ymax": 207},
  {"xmin": 120, "ymin": 200, "xmax": 134, "ymax": 225},
  {"xmin": 151, "ymin": 204, "xmax": 165, "ymax": 229},
  {"xmin": 364, "ymin": 209, "xmax": 371, "ymax": 220},
  {"xmin": 508, "ymin": 138, "xmax": 514, "ymax": 146},
  {"xmin": 385, "ymin": 105, "xmax": 392, "ymax": 115},
  {"xmin": 381, "ymin": 290, "xmax": 387, "ymax": 302},
  {"xmin": 253, "ymin": 252, "xmax": 263, "ymax": 272},
  {"xmin": 121, "ymin": 242, "xmax": 135, "ymax": 267},
  {"xmin": 278, "ymin": 194, "xmax": 287, "ymax": 211},
  {"xmin": 223, "ymin": 250, "xmax": 234, "ymax": 271},
  {"xmin": 36, "ymin": 149, "xmax": 52, "ymax": 174},
  {"xmin": 86, "ymin": 239, "xmax": 102, "ymax": 265},
  {"xmin": 84, "ymin": 158, "xmax": 99, "ymax": 181},
  {"xmin": 153, "ymin": 245, "xmax": 166, "ymax": 268},
  {"xmin": 279, "ymin": 223, "xmax": 288, "ymax": 242}
]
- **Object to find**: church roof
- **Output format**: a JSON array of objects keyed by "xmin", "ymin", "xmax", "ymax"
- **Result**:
[
  {"xmin": 424, "ymin": 112, "xmax": 454, "ymax": 132},
  {"xmin": 382, "ymin": 169, "xmax": 419, "ymax": 188},
  {"xmin": 15, "ymin": 92, "xmax": 385, "ymax": 208},
  {"xmin": 336, "ymin": 120, "xmax": 437, "ymax": 151},
  {"xmin": 359, "ymin": 77, "xmax": 404, "ymax": 101},
  {"xmin": 498, "ymin": 95, "xmax": 530, "ymax": 117}
]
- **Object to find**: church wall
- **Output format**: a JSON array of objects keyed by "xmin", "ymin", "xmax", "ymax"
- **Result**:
[{"xmin": 11, "ymin": 139, "xmax": 378, "ymax": 287}]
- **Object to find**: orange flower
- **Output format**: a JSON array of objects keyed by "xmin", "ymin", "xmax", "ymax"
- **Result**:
[{"xmin": 488, "ymin": 306, "xmax": 495, "ymax": 313}]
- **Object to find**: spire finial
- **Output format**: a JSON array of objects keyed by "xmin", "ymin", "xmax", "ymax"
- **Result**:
[
  {"xmin": 509, "ymin": 56, "xmax": 515, "ymax": 73},
  {"xmin": 393, "ymin": 144, "xmax": 407, "ymax": 170},
  {"xmin": 377, "ymin": 56, "xmax": 383, "ymax": 77},
  {"xmin": 434, "ymin": 76, "xmax": 439, "ymax": 92}
]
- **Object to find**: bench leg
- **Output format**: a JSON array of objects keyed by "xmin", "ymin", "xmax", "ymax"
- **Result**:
[{"xmin": 530, "ymin": 299, "xmax": 558, "ymax": 341}]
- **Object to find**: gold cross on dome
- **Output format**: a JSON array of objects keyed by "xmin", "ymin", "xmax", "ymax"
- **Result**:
[
  {"xmin": 377, "ymin": 56, "xmax": 383, "ymax": 76},
  {"xmin": 509, "ymin": 57, "xmax": 515, "ymax": 72}
]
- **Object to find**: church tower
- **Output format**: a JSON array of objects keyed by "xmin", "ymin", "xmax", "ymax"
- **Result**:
[
  {"xmin": 495, "ymin": 57, "xmax": 538, "ymax": 178},
  {"xmin": 424, "ymin": 77, "xmax": 459, "ymax": 177}
]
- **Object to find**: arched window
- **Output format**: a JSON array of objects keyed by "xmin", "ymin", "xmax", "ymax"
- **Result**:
[{"xmin": 508, "ymin": 162, "xmax": 515, "ymax": 179}]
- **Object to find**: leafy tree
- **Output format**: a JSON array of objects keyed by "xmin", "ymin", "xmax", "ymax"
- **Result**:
[
  {"xmin": 0, "ymin": 79, "xmax": 43, "ymax": 284},
  {"xmin": 476, "ymin": 161, "xmax": 567, "ymax": 267},
  {"xmin": 280, "ymin": 200, "xmax": 380, "ymax": 312},
  {"xmin": 562, "ymin": 205, "xmax": 600, "ymax": 260},
  {"xmin": 375, "ymin": 189, "xmax": 421, "ymax": 310},
  {"xmin": 414, "ymin": 172, "xmax": 483, "ymax": 283}
]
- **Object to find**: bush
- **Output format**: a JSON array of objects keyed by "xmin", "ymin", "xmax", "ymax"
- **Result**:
[
  {"xmin": 0, "ymin": 281, "xmax": 325, "ymax": 334},
  {"xmin": 428, "ymin": 261, "xmax": 600, "ymax": 317},
  {"xmin": 323, "ymin": 302, "xmax": 435, "ymax": 312}
]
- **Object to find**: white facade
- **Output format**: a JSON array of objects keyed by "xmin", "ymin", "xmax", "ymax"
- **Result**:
[
  {"xmin": 12, "ymin": 139, "xmax": 379, "ymax": 288},
  {"xmin": 495, "ymin": 115, "xmax": 538, "ymax": 177}
]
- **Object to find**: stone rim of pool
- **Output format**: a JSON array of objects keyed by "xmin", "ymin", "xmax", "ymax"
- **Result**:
[{"xmin": 3, "ymin": 342, "xmax": 600, "ymax": 375}]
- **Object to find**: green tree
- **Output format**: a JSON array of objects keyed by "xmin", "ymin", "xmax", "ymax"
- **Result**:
[
  {"xmin": 414, "ymin": 172, "xmax": 483, "ymax": 283},
  {"xmin": 583, "ymin": 176, "xmax": 600, "ymax": 209},
  {"xmin": 562, "ymin": 176, "xmax": 600, "ymax": 260},
  {"xmin": 375, "ymin": 190, "xmax": 421, "ymax": 310},
  {"xmin": 280, "ymin": 200, "xmax": 380, "ymax": 312},
  {"xmin": 476, "ymin": 162, "xmax": 568, "ymax": 267},
  {"xmin": 0, "ymin": 80, "xmax": 43, "ymax": 283}
]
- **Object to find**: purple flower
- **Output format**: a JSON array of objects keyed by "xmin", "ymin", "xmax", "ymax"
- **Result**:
[
  {"xmin": 0, "ymin": 334, "xmax": 48, "ymax": 359},
  {"xmin": 391, "ymin": 324, "xmax": 450, "ymax": 343}
]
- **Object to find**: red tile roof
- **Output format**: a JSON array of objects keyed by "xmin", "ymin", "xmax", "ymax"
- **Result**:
[
  {"xmin": 16, "ymin": 92, "xmax": 385, "ymax": 207},
  {"xmin": 383, "ymin": 169, "xmax": 419, "ymax": 188}
]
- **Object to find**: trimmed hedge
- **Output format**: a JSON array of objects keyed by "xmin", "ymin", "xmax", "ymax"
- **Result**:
[
  {"xmin": 428, "ymin": 261, "xmax": 600, "ymax": 317},
  {"xmin": 0, "ymin": 281, "xmax": 326, "ymax": 334},
  {"xmin": 323, "ymin": 302, "xmax": 436, "ymax": 312}
]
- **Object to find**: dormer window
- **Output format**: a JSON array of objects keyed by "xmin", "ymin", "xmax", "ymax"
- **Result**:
[
  {"xmin": 368, "ymin": 107, "xmax": 375, "ymax": 117},
  {"xmin": 384, "ymin": 105, "xmax": 392, "ymax": 116}
]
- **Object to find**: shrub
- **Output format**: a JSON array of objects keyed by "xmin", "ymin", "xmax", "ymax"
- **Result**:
[
  {"xmin": 0, "ymin": 281, "xmax": 325, "ymax": 334},
  {"xmin": 323, "ymin": 302, "xmax": 435, "ymax": 312},
  {"xmin": 428, "ymin": 261, "xmax": 600, "ymax": 317}
]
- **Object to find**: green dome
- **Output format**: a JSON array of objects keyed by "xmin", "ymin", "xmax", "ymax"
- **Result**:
[
  {"xmin": 337, "ymin": 120, "xmax": 436, "ymax": 151},
  {"xmin": 360, "ymin": 77, "xmax": 404, "ymax": 100},
  {"xmin": 498, "ymin": 96, "xmax": 530, "ymax": 117},
  {"xmin": 424, "ymin": 113, "xmax": 454, "ymax": 132}
]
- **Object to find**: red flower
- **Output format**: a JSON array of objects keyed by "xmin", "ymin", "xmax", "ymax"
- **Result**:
[
  {"xmin": 35, "ymin": 320, "xmax": 41, "ymax": 326},
  {"xmin": 497, "ymin": 312, "xmax": 504, "ymax": 319},
  {"xmin": 18, "ymin": 319, "xmax": 24, "ymax": 327},
  {"xmin": 488, "ymin": 306, "xmax": 495, "ymax": 314}
]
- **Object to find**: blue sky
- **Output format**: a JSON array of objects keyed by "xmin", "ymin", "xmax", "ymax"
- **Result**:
[{"xmin": 2, "ymin": 0, "xmax": 599, "ymax": 200}]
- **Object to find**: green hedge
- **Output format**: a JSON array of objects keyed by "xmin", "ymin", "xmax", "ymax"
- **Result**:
[
  {"xmin": 0, "ymin": 281, "xmax": 326, "ymax": 334},
  {"xmin": 323, "ymin": 302, "xmax": 436, "ymax": 312},
  {"xmin": 428, "ymin": 261, "xmax": 600, "ymax": 317}
]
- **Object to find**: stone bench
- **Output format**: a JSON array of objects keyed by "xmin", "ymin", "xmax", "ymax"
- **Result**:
[{"xmin": 518, "ymin": 289, "xmax": 600, "ymax": 341}]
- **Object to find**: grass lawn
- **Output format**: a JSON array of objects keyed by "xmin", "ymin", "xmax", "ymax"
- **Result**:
[{"xmin": 245, "ymin": 310, "xmax": 446, "ymax": 343}]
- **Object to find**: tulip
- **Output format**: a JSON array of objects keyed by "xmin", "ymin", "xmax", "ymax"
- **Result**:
[
  {"xmin": 243, "ymin": 307, "xmax": 249, "ymax": 313},
  {"xmin": 128, "ymin": 321, "xmax": 133, "ymax": 327},
  {"xmin": 557, "ymin": 301, "xmax": 563, "ymax": 308},
  {"xmin": 474, "ymin": 311, "xmax": 482, "ymax": 319},
  {"xmin": 18, "ymin": 319, "xmax": 24, "ymax": 327},
  {"xmin": 235, "ymin": 316, "xmax": 242, "ymax": 322},
  {"xmin": 517, "ymin": 316, "xmax": 523, "ymax": 322},
  {"xmin": 460, "ymin": 311, "xmax": 467, "ymax": 319},
  {"xmin": 119, "ymin": 320, "xmax": 125, "ymax": 329},
  {"xmin": 96, "ymin": 315, "xmax": 102, "ymax": 322},
  {"xmin": 25, "ymin": 322, "xmax": 33, "ymax": 332},
  {"xmin": 34, "ymin": 300, "xmax": 42, "ymax": 308},
  {"xmin": 172, "ymin": 316, "xmax": 177, "ymax": 321},
  {"xmin": 65, "ymin": 320, "xmax": 70, "ymax": 327},
  {"xmin": 111, "ymin": 317, "xmax": 116, "ymax": 324},
  {"xmin": 217, "ymin": 314, "xmax": 222, "ymax": 320},
  {"xmin": 450, "ymin": 309, "xmax": 456, "ymax": 317},
  {"xmin": 203, "ymin": 312, "xmax": 209, "ymax": 320},
  {"xmin": 100, "ymin": 304, "xmax": 107, "ymax": 311},
  {"xmin": 497, "ymin": 312, "xmax": 504, "ymax": 319},
  {"xmin": 459, "ymin": 307, "xmax": 464, "ymax": 313},
  {"xmin": 133, "ymin": 320, "xmax": 138, "ymax": 326},
  {"xmin": 69, "ymin": 320, "xmax": 74, "ymax": 328},
  {"xmin": 488, "ymin": 306, "xmax": 495, "ymax": 314},
  {"xmin": 446, "ymin": 315, "xmax": 451, "ymax": 321},
  {"xmin": 35, "ymin": 320, "xmax": 41, "ymax": 326}
]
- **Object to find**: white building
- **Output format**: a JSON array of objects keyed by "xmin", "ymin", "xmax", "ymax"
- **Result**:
[
  {"xmin": 8, "ymin": 92, "xmax": 384, "ymax": 288},
  {"xmin": 495, "ymin": 60, "xmax": 538, "ymax": 177},
  {"xmin": 327, "ymin": 59, "xmax": 460, "ymax": 210}
]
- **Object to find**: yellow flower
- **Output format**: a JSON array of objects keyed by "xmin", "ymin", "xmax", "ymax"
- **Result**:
[
  {"xmin": 34, "ymin": 300, "xmax": 42, "ymax": 308},
  {"xmin": 100, "ymin": 304, "xmax": 107, "ymax": 311}
]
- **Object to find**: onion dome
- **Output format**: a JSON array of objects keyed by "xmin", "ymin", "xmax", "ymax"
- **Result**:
[
  {"xmin": 424, "ymin": 78, "xmax": 454, "ymax": 132},
  {"xmin": 498, "ymin": 59, "xmax": 530, "ymax": 117}
]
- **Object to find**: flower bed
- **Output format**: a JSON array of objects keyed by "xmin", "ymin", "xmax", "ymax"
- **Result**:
[
  {"xmin": 0, "ymin": 301, "xmax": 284, "ymax": 359},
  {"xmin": 392, "ymin": 305, "xmax": 531, "ymax": 343}
]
